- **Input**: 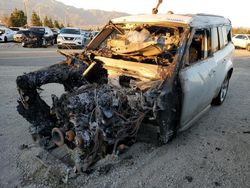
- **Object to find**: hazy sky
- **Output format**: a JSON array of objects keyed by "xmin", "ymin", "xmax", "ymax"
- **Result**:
[{"xmin": 57, "ymin": 0, "xmax": 249, "ymax": 27}]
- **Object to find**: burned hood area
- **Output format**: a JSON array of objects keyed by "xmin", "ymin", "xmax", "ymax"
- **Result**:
[{"xmin": 16, "ymin": 22, "xmax": 184, "ymax": 172}]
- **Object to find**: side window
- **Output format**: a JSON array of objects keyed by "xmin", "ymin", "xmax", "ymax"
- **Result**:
[
  {"xmin": 225, "ymin": 26, "xmax": 232, "ymax": 43},
  {"xmin": 222, "ymin": 26, "xmax": 229, "ymax": 45},
  {"xmin": 188, "ymin": 29, "xmax": 211, "ymax": 64},
  {"xmin": 242, "ymin": 35, "xmax": 248, "ymax": 40},
  {"xmin": 235, "ymin": 35, "xmax": 243, "ymax": 39},
  {"xmin": 218, "ymin": 27, "xmax": 224, "ymax": 49},
  {"xmin": 211, "ymin": 27, "xmax": 219, "ymax": 52}
]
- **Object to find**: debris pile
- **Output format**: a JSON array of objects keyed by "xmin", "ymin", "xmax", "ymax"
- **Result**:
[{"xmin": 16, "ymin": 51, "xmax": 164, "ymax": 171}]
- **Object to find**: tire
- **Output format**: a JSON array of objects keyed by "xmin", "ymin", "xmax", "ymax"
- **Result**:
[
  {"xmin": 158, "ymin": 95, "xmax": 179, "ymax": 145},
  {"xmin": 212, "ymin": 75, "xmax": 229, "ymax": 105},
  {"xmin": 42, "ymin": 38, "xmax": 47, "ymax": 48},
  {"xmin": 21, "ymin": 41, "xmax": 26, "ymax": 48},
  {"xmin": 247, "ymin": 45, "xmax": 250, "ymax": 51},
  {"xmin": 51, "ymin": 39, "xmax": 54, "ymax": 46},
  {"xmin": 4, "ymin": 36, "xmax": 7, "ymax": 43},
  {"xmin": 158, "ymin": 120, "xmax": 175, "ymax": 145}
]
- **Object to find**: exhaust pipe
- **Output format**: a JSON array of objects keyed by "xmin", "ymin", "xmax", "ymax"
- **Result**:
[{"xmin": 52, "ymin": 128, "xmax": 65, "ymax": 146}]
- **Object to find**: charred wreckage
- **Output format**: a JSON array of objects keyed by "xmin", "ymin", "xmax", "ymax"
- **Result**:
[{"xmin": 16, "ymin": 16, "xmax": 187, "ymax": 172}]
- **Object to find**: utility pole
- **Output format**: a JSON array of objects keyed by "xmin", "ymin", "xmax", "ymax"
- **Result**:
[
  {"xmin": 38, "ymin": 6, "xmax": 41, "ymax": 20},
  {"xmin": 23, "ymin": 0, "xmax": 29, "ymax": 26}
]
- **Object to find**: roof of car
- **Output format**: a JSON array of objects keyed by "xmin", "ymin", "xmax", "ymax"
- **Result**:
[
  {"xmin": 62, "ymin": 27, "xmax": 80, "ymax": 30},
  {"xmin": 0, "ymin": 26, "xmax": 8, "ymax": 30},
  {"xmin": 112, "ymin": 13, "xmax": 231, "ymax": 27},
  {"xmin": 30, "ymin": 26, "xmax": 47, "ymax": 29}
]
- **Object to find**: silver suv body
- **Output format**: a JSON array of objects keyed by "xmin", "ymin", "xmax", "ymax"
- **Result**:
[{"xmin": 16, "ymin": 13, "xmax": 234, "ymax": 171}]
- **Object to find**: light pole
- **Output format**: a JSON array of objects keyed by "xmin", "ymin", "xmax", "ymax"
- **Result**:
[{"xmin": 23, "ymin": 0, "xmax": 29, "ymax": 26}]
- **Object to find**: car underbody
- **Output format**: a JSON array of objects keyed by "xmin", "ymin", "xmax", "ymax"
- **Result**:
[{"xmin": 16, "ymin": 22, "xmax": 185, "ymax": 172}]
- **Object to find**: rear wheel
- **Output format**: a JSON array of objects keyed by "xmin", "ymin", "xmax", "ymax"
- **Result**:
[
  {"xmin": 42, "ymin": 38, "xmax": 47, "ymax": 48},
  {"xmin": 51, "ymin": 39, "xmax": 54, "ymax": 46},
  {"xmin": 212, "ymin": 75, "xmax": 229, "ymax": 105},
  {"xmin": 21, "ymin": 41, "xmax": 26, "ymax": 47}
]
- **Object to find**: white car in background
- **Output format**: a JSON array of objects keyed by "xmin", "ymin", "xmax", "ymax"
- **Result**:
[
  {"xmin": 9, "ymin": 27, "xmax": 21, "ymax": 34},
  {"xmin": 232, "ymin": 34, "xmax": 250, "ymax": 51},
  {"xmin": 57, "ymin": 27, "xmax": 84, "ymax": 49},
  {"xmin": 0, "ymin": 27, "xmax": 14, "ymax": 42}
]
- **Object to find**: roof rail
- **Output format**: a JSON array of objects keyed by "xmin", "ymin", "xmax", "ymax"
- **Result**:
[{"xmin": 196, "ymin": 13, "xmax": 224, "ymax": 18}]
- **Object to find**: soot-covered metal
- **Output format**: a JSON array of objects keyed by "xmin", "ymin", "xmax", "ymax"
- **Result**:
[{"xmin": 16, "ymin": 20, "xmax": 183, "ymax": 172}]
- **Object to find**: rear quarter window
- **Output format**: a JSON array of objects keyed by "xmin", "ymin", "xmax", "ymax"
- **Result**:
[
  {"xmin": 211, "ymin": 27, "xmax": 219, "ymax": 52},
  {"xmin": 222, "ymin": 26, "xmax": 231, "ymax": 45},
  {"xmin": 218, "ymin": 27, "xmax": 225, "ymax": 49}
]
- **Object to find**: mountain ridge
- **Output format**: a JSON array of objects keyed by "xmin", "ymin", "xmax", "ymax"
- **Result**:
[{"xmin": 0, "ymin": 0, "xmax": 129, "ymax": 28}]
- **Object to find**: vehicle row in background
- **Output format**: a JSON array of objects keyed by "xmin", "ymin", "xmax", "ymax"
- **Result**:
[{"xmin": 0, "ymin": 24, "xmax": 100, "ymax": 48}]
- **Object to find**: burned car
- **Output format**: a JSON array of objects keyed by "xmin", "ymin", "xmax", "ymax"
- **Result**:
[
  {"xmin": 22, "ymin": 27, "xmax": 54, "ymax": 48},
  {"xmin": 16, "ymin": 13, "xmax": 234, "ymax": 172}
]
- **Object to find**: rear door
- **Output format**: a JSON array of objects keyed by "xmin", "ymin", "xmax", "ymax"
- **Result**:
[
  {"xmin": 213, "ymin": 26, "xmax": 234, "ymax": 93},
  {"xmin": 179, "ymin": 28, "xmax": 218, "ymax": 128}
]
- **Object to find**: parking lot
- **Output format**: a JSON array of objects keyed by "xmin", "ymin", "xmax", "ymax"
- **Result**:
[{"xmin": 0, "ymin": 43, "xmax": 249, "ymax": 188}]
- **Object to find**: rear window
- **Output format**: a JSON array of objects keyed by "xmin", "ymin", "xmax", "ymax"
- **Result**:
[
  {"xmin": 11, "ymin": 28, "xmax": 20, "ymax": 31},
  {"xmin": 60, "ymin": 28, "xmax": 80, "ymax": 35},
  {"xmin": 0, "ymin": 29, "xmax": 5, "ymax": 34},
  {"xmin": 30, "ymin": 27, "xmax": 45, "ymax": 34},
  {"xmin": 17, "ymin": 31, "xmax": 27, "ymax": 34},
  {"xmin": 19, "ymin": 30, "xmax": 30, "ymax": 35}
]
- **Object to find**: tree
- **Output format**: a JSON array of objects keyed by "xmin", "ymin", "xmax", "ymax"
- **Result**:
[
  {"xmin": 43, "ymin": 16, "xmax": 50, "ymax": 27},
  {"xmin": 9, "ymin": 8, "xmax": 27, "ymax": 27},
  {"xmin": 43, "ymin": 16, "xmax": 54, "ymax": 28},
  {"xmin": 48, "ymin": 18, "xmax": 54, "ymax": 28},
  {"xmin": 233, "ymin": 27, "xmax": 250, "ymax": 35},
  {"xmin": 60, "ymin": 23, "xmax": 64, "ymax": 29},
  {"xmin": 54, "ymin": 20, "xmax": 60, "ymax": 28},
  {"xmin": 31, "ymin": 11, "xmax": 42, "ymax": 26}
]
